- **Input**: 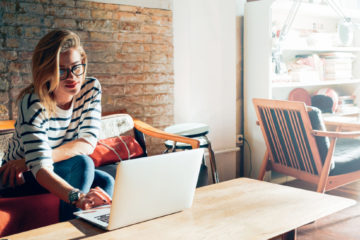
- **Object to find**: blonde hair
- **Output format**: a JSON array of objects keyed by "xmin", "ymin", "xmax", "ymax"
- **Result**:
[{"xmin": 18, "ymin": 30, "xmax": 87, "ymax": 114}]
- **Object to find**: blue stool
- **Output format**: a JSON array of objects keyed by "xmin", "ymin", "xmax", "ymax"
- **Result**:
[{"xmin": 164, "ymin": 123, "xmax": 219, "ymax": 184}]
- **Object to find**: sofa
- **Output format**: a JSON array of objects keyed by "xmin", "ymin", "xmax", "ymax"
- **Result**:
[{"xmin": 0, "ymin": 113, "xmax": 204, "ymax": 237}]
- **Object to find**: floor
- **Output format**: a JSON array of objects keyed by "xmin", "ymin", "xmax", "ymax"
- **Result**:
[{"xmin": 282, "ymin": 180, "xmax": 360, "ymax": 240}]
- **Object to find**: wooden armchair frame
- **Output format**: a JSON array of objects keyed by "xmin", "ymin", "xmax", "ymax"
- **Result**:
[{"xmin": 254, "ymin": 98, "xmax": 360, "ymax": 193}]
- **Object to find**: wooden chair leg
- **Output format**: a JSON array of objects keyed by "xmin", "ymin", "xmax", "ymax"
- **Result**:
[
  {"xmin": 316, "ymin": 138, "xmax": 337, "ymax": 193},
  {"xmin": 258, "ymin": 150, "xmax": 269, "ymax": 181}
]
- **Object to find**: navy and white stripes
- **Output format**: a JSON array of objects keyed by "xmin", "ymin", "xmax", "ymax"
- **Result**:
[{"xmin": 3, "ymin": 77, "xmax": 102, "ymax": 177}]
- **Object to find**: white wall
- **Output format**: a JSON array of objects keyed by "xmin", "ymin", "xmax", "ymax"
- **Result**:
[{"xmin": 173, "ymin": 0, "xmax": 238, "ymax": 181}]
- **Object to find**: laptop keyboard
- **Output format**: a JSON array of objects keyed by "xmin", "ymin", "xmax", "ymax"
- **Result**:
[{"xmin": 95, "ymin": 213, "xmax": 110, "ymax": 223}]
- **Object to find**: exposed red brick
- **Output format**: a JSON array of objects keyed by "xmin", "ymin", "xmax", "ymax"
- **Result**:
[
  {"xmin": 8, "ymin": 62, "xmax": 31, "ymax": 74},
  {"xmin": 24, "ymin": 27, "xmax": 42, "ymax": 39},
  {"xmin": 9, "ymin": 75, "xmax": 22, "ymax": 86},
  {"xmin": 116, "ymin": 52, "xmax": 150, "ymax": 62},
  {"xmin": 141, "ymin": 24, "xmax": 171, "ymax": 34},
  {"xmin": 144, "ymin": 63, "xmax": 173, "ymax": 74},
  {"xmin": 54, "ymin": 18, "xmax": 77, "ymax": 29},
  {"xmin": 118, "ymin": 5, "xmax": 140, "ymax": 13},
  {"xmin": 151, "ymin": 53, "xmax": 168, "ymax": 64},
  {"xmin": 125, "ymin": 84, "xmax": 144, "ymax": 95},
  {"xmin": 95, "ymin": 74, "xmax": 128, "ymax": 85},
  {"xmin": 151, "ymin": 35, "xmax": 173, "ymax": 44},
  {"xmin": 144, "ymin": 83, "xmax": 173, "ymax": 94},
  {"xmin": 53, "ymin": 0, "xmax": 76, "ymax": 7},
  {"xmin": 77, "ymin": 2, "xmax": 119, "ymax": 11},
  {"xmin": 0, "ymin": 91, "xmax": 9, "ymax": 103},
  {"xmin": 142, "ymin": 8, "xmax": 172, "ymax": 17},
  {"xmin": 120, "ymin": 63, "xmax": 144, "ymax": 74},
  {"xmin": 102, "ymin": 85, "xmax": 126, "ymax": 96},
  {"xmin": 121, "ymin": 43, "xmax": 151, "ymax": 53},
  {"xmin": 114, "ymin": 12, "xmax": 148, "ymax": 22},
  {"xmin": 6, "ymin": 38, "xmax": 20, "ymax": 48},
  {"xmin": 150, "ymin": 15, "xmax": 171, "ymax": 26},
  {"xmin": 0, "ymin": 51, "xmax": 18, "ymax": 61},
  {"xmin": 144, "ymin": 73, "xmax": 174, "ymax": 83},
  {"xmin": 87, "ymin": 51, "xmax": 115, "ymax": 63},
  {"xmin": 16, "ymin": 14, "xmax": 42, "ymax": 25},
  {"xmin": 91, "ymin": 9, "xmax": 113, "ymax": 20},
  {"xmin": 142, "ymin": 94, "xmax": 173, "ymax": 105},
  {"xmin": 118, "ymin": 22, "xmax": 141, "ymax": 32},
  {"xmin": 0, "ymin": 1, "xmax": 15, "ymax": 12},
  {"xmin": 151, "ymin": 44, "xmax": 173, "ymax": 53},
  {"xmin": 87, "ymin": 63, "xmax": 122, "ymax": 74},
  {"xmin": 0, "ymin": 62, "xmax": 5, "ymax": 73},
  {"xmin": 81, "ymin": 20, "xmax": 118, "ymax": 32},
  {"xmin": 83, "ymin": 42, "xmax": 121, "ymax": 52},
  {"xmin": 116, "ymin": 33, "xmax": 152, "ymax": 43},
  {"xmin": 19, "ymin": 2, "xmax": 45, "ymax": 15}
]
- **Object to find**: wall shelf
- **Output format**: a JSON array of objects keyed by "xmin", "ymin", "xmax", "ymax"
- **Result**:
[
  {"xmin": 278, "ymin": 47, "xmax": 360, "ymax": 52},
  {"xmin": 272, "ymin": 79, "xmax": 360, "ymax": 88}
]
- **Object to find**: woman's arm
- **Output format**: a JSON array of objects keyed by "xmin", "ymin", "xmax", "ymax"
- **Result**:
[
  {"xmin": 51, "ymin": 138, "xmax": 95, "ymax": 163},
  {"xmin": 36, "ymin": 168, "xmax": 107, "ymax": 209}
]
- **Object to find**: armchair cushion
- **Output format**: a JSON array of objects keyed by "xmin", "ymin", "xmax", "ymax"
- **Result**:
[
  {"xmin": 90, "ymin": 136, "xmax": 144, "ymax": 167},
  {"xmin": 330, "ymin": 138, "xmax": 360, "ymax": 176}
]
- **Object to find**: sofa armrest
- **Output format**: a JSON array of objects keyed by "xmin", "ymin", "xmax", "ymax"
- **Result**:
[
  {"xmin": 0, "ymin": 120, "xmax": 15, "ymax": 131},
  {"xmin": 133, "ymin": 119, "xmax": 200, "ymax": 149}
]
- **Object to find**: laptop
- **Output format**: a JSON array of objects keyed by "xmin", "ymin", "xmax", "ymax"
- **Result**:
[{"xmin": 74, "ymin": 148, "xmax": 204, "ymax": 230}]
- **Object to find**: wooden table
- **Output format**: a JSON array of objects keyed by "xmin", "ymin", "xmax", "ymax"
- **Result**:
[
  {"xmin": 323, "ymin": 114, "xmax": 360, "ymax": 131},
  {"xmin": 5, "ymin": 178, "xmax": 355, "ymax": 240}
]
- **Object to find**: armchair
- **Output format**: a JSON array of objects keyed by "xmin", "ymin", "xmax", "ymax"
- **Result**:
[{"xmin": 253, "ymin": 98, "xmax": 360, "ymax": 193}]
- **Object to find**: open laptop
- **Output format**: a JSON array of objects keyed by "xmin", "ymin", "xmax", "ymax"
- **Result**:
[{"xmin": 74, "ymin": 148, "xmax": 204, "ymax": 230}]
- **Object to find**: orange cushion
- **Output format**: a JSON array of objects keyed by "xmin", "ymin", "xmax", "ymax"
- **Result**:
[{"xmin": 90, "ymin": 136, "xmax": 144, "ymax": 167}]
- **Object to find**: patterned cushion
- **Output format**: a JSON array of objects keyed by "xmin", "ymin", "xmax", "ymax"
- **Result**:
[
  {"xmin": 0, "ymin": 131, "xmax": 14, "ymax": 165},
  {"xmin": 99, "ymin": 114, "xmax": 134, "ymax": 140}
]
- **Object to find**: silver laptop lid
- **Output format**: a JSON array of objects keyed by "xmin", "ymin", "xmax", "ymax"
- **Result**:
[{"xmin": 108, "ymin": 148, "xmax": 204, "ymax": 230}]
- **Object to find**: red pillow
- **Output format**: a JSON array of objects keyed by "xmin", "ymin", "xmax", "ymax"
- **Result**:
[{"xmin": 90, "ymin": 136, "xmax": 144, "ymax": 167}]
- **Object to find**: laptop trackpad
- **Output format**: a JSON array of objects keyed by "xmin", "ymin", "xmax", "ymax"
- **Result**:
[{"xmin": 74, "ymin": 205, "xmax": 111, "ymax": 229}]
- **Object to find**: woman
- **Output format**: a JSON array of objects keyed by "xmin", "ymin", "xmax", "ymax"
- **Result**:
[{"xmin": 0, "ymin": 30, "xmax": 114, "ymax": 221}]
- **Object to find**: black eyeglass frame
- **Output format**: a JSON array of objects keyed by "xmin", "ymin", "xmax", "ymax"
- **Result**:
[{"xmin": 59, "ymin": 63, "xmax": 87, "ymax": 80}]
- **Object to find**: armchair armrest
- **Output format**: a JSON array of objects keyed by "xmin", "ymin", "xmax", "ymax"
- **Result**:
[
  {"xmin": 133, "ymin": 119, "xmax": 200, "ymax": 149},
  {"xmin": 312, "ymin": 130, "xmax": 360, "ymax": 139}
]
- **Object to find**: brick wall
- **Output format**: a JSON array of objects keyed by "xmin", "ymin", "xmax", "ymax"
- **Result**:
[{"xmin": 0, "ymin": 0, "xmax": 174, "ymax": 154}]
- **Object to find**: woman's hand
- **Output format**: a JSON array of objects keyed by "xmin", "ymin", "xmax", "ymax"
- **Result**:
[
  {"xmin": 75, "ymin": 187, "xmax": 112, "ymax": 210},
  {"xmin": 0, "ymin": 159, "xmax": 28, "ymax": 187}
]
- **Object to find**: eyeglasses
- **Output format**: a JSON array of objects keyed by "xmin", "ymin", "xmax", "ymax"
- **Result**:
[{"xmin": 59, "ymin": 64, "xmax": 86, "ymax": 80}]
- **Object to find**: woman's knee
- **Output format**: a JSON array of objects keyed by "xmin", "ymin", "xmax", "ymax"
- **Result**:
[
  {"xmin": 93, "ymin": 170, "xmax": 115, "ymax": 196},
  {"xmin": 70, "ymin": 155, "xmax": 95, "ymax": 172}
]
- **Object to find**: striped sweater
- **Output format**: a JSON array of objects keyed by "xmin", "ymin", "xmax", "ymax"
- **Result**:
[{"xmin": 3, "ymin": 77, "xmax": 102, "ymax": 177}]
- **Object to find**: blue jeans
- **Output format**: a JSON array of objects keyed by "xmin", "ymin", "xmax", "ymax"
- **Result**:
[{"xmin": 54, "ymin": 155, "xmax": 114, "ymax": 221}]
